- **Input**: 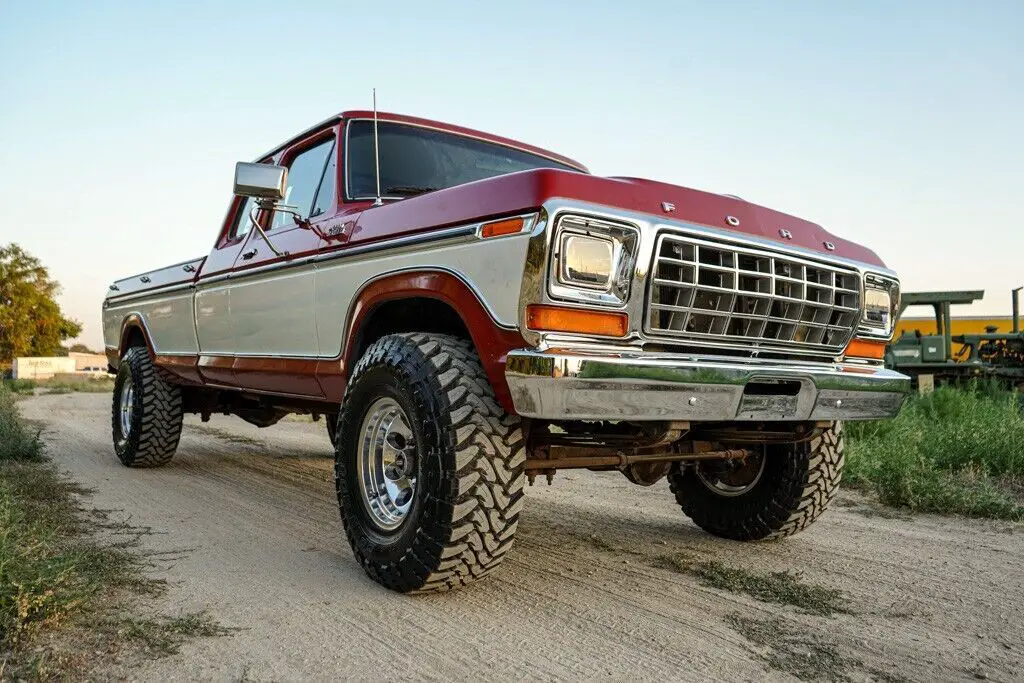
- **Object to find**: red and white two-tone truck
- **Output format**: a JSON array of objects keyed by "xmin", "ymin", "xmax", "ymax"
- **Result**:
[{"xmin": 102, "ymin": 110, "xmax": 909, "ymax": 593}]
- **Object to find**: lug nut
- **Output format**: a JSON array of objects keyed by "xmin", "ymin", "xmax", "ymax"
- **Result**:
[{"xmin": 394, "ymin": 488, "xmax": 412, "ymax": 506}]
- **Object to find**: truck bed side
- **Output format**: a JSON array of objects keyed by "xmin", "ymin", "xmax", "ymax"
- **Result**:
[{"xmin": 102, "ymin": 257, "xmax": 205, "ymax": 367}]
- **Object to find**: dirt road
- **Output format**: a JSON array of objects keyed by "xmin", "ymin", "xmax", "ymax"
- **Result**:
[{"xmin": 21, "ymin": 392, "xmax": 1023, "ymax": 681}]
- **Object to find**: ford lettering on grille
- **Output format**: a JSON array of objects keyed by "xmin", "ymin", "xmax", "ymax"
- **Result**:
[{"xmin": 645, "ymin": 233, "xmax": 861, "ymax": 353}]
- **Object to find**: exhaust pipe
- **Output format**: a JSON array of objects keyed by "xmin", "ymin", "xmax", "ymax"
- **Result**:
[{"xmin": 1011, "ymin": 286, "xmax": 1019, "ymax": 333}]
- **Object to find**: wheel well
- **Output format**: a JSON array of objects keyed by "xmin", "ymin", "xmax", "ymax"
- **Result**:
[
  {"xmin": 351, "ymin": 298, "xmax": 471, "ymax": 363},
  {"xmin": 122, "ymin": 326, "xmax": 147, "ymax": 353}
]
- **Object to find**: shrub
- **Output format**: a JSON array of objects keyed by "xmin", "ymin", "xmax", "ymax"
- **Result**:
[
  {"xmin": 845, "ymin": 383, "xmax": 1024, "ymax": 520},
  {"xmin": 0, "ymin": 387, "xmax": 43, "ymax": 462},
  {"xmin": 2, "ymin": 379, "xmax": 37, "ymax": 395}
]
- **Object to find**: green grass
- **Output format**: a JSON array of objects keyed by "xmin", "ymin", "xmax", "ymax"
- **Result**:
[
  {"xmin": 651, "ymin": 554, "xmax": 847, "ymax": 616},
  {"xmin": 726, "ymin": 614, "xmax": 859, "ymax": 682},
  {"xmin": 845, "ymin": 382, "xmax": 1024, "ymax": 520},
  {"xmin": 3, "ymin": 375, "xmax": 114, "ymax": 396},
  {"xmin": 110, "ymin": 612, "xmax": 233, "ymax": 656},
  {"xmin": 0, "ymin": 386, "xmax": 225, "ymax": 677},
  {"xmin": 0, "ymin": 386, "xmax": 44, "ymax": 462},
  {"xmin": 2, "ymin": 378, "xmax": 38, "ymax": 395}
]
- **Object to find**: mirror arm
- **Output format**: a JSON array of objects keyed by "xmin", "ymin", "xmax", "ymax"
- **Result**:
[
  {"xmin": 290, "ymin": 213, "xmax": 330, "ymax": 241},
  {"xmin": 245, "ymin": 200, "xmax": 333, "ymax": 258},
  {"xmin": 249, "ymin": 204, "xmax": 287, "ymax": 258},
  {"xmin": 269, "ymin": 204, "xmax": 331, "ymax": 241}
]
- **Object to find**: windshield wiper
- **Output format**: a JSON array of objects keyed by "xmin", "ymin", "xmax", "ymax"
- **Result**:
[{"xmin": 383, "ymin": 185, "xmax": 439, "ymax": 197}]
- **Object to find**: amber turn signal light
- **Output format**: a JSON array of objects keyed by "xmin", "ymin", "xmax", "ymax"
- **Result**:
[
  {"xmin": 844, "ymin": 338, "xmax": 887, "ymax": 360},
  {"xmin": 526, "ymin": 304, "xmax": 628, "ymax": 337},
  {"xmin": 480, "ymin": 217, "xmax": 526, "ymax": 238}
]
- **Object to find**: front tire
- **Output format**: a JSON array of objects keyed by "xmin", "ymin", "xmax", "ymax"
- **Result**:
[
  {"xmin": 334, "ymin": 333, "xmax": 526, "ymax": 593},
  {"xmin": 111, "ymin": 346, "xmax": 183, "ymax": 467},
  {"xmin": 668, "ymin": 422, "xmax": 844, "ymax": 540}
]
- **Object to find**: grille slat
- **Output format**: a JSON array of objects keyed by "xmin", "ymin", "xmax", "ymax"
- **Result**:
[{"xmin": 646, "ymin": 233, "xmax": 862, "ymax": 353}]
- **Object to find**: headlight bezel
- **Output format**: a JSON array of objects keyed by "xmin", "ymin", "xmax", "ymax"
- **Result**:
[
  {"xmin": 858, "ymin": 273, "xmax": 901, "ymax": 341},
  {"xmin": 547, "ymin": 215, "xmax": 640, "ymax": 308}
]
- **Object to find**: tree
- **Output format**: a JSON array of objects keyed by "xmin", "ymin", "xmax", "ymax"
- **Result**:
[
  {"xmin": 0, "ymin": 243, "xmax": 83, "ymax": 364},
  {"xmin": 68, "ymin": 343, "xmax": 99, "ymax": 354}
]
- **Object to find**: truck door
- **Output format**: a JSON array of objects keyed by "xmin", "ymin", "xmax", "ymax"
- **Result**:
[
  {"xmin": 193, "ymin": 187, "xmax": 272, "ymax": 386},
  {"xmin": 226, "ymin": 129, "xmax": 338, "ymax": 395}
]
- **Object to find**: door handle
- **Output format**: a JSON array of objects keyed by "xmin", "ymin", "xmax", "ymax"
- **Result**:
[{"xmin": 242, "ymin": 249, "xmax": 258, "ymax": 260}]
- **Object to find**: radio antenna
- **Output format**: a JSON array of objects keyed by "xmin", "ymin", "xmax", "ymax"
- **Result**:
[{"xmin": 372, "ymin": 88, "xmax": 382, "ymax": 206}]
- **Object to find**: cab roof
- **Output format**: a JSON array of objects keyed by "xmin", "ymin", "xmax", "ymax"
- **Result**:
[{"xmin": 258, "ymin": 110, "xmax": 588, "ymax": 173}]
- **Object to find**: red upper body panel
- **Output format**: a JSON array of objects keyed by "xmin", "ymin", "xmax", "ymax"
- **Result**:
[
  {"xmin": 198, "ymin": 109, "xmax": 887, "ymax": 281},
  {"xmin": 335, "ymin": 168, "xmax": 885, "ymax": 268},
  {"xmin": 320, "ymin": 111, "xmax": 882, "ymax": 267}
]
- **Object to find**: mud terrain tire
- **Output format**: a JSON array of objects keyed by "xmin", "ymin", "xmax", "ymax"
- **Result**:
[
  {"xmin": 111, "ymin": 346, "xmax": 183, "ymax": 468},
  {"xmin": 668, "ymin": 422, "xmax": 844, "ymax": 540},
  {"xmin": 325, "ymin": 412, "xmax": 338, "ymax": 448},
  {"xmin": 334, "ymin": 333, "xmax": 526, "ymax": 593}
]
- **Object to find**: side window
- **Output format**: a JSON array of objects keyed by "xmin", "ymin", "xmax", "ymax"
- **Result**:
[
  {"xmin": 272, "ymin": 138, "xmax": 335, "ymax": 229},
  {"xmin": 230, "ymin": 196, "xmax": 258, "ymax": 241}
]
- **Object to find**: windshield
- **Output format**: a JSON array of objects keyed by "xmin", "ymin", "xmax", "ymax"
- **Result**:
[{"xmin": 345, "ymin": 120, "xmax": 580, "ymax": 199}]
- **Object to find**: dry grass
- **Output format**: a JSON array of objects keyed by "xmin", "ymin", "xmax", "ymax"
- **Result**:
[
  {"xmin": 0, "ymin": 386, "xmax": 228, "ymax": 678},
  {"xmin": 651, "ymin": 554, "xmax": 847, "ymax": 616}
]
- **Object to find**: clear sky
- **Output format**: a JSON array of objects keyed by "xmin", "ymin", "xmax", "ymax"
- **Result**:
[{"xmin": 1, "ymin": 0, "xmax": 1022, "ymax": 351}]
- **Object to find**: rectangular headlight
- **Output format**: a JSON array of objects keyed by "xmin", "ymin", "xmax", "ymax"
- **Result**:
[
  {"xmin": 860, "ymin": 274, "xmax": 900, "ymax": 339},
  {"xmin": 548, "ymin": 215, "xmax": 639, "ymax": 307},
  {"xmin": 558, "ymin": 233, "xmax": 614, "ymax": 290}
]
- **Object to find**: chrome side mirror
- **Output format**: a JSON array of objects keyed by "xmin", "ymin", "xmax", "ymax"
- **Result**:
[{"xmin": 233, "ymin": 162, "xmax": 287, "ymax": 200}]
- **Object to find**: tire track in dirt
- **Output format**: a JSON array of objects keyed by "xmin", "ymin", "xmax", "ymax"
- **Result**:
[{"xmin": 20, "ymin": 393, "xmax": 1023, "ymax": 681}]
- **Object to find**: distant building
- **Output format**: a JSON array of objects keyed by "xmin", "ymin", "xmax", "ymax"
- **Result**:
[
  {"xmin": 68, "ymin": 351, "xmax": 109, "ymax": 372},
  {"xmin": 12, "ymin": 357, "xmax": 77, "ymax": 380},
  {"xmin": 12, "ymin": 352, "xmax": 109, "ymax": 379}
]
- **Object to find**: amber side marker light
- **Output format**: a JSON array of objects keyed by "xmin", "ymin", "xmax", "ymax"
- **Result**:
[
  {"xmin": 526, "ymin": 304, "xmax": 628, "ymax": 337},
  {"xmin": 480, "ymin": 217, "xmax": 525, "ymax": 238},
  {"xmin": 844, "ymin": 338, "xmax": 887, "ymax": 360}
]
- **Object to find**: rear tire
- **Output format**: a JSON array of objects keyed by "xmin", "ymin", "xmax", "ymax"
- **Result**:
[
  {"xmin": 334, "ymin": 333, "xmax": 526, "ymax": 593},
  {"xmin": 111, "ymin": 346, "xmax": 183, "ymax": 468},
  {"xmin": 325, "ymin": 412, "xmax": 338, "ymax": 448},
  {"xmin": 668, "ymin": 422, "xmax": 844, "ymax": 540}
]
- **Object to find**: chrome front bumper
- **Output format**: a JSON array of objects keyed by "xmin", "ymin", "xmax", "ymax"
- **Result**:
[{"xmin": 505, "ymin": 350, "xmax": 910, "ymax": 421}]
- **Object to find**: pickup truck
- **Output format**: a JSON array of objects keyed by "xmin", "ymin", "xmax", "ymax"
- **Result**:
[{"xmin": 103, "ymin": 109, "xmax": 910, "ymax": 593}]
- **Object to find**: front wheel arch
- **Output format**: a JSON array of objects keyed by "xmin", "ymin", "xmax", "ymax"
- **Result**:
[{"xmin": 339, "ymin": 271, "xmax": 527, "ymax": 414}]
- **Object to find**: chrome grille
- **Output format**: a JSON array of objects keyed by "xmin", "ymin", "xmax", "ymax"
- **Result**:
[{"xmin": 645, "ymin": 233, "xmax": 862, "ymax": 353}]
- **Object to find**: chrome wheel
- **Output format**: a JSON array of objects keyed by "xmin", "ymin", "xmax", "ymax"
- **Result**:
[
  {"xmin": 357, "ymin": 397, "xmax": 417, "ymax": 531},
  {"xmin": 119, "ymin": 379, "xmax": 135, "ymax": 437},
  {"xmin": 696, "ymin": 451, "xmax": 766, "ymax": 497}
]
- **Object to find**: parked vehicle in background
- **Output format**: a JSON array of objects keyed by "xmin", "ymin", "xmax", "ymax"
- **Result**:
[
  {"xmin": 887, "ymin": 287, "xmax": 1024, "ymax": 389},
  {"xmin": 102, "ymin": 109, "xmax": 910, "ymax": 593}
]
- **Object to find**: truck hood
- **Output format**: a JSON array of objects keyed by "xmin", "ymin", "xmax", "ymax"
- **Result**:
[
  {"xmin": 564, "ymin": 173, "xmax": 885, "ymax": 267},
  {"xmin": 345, "ymin": 169, "xmax": 886, "ymax": 268}
]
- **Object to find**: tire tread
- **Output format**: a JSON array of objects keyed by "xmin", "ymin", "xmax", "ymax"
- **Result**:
[
  {"xmin": 335, "ymin": 333, "xmax": 525, "ymax": 593},
  {"xmin": 668, "ymin": 422, "xmax": 844, "ymax": 540},
  {"xmin": 112, "ymin": 346, "xmax": 183, "ymax": 468}
]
